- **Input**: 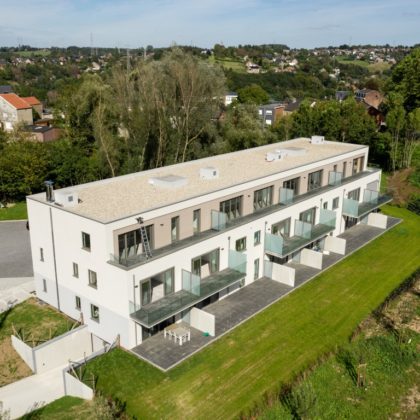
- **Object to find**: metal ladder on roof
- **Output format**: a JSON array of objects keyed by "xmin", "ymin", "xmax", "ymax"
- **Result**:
[{"xmin": 139, "ymin": 224, "xmax": 153, "ymax": 259}]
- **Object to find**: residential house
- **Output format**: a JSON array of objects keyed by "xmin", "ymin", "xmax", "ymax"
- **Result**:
[
  {"xmin": 22, "ymin": 96, "xmax": 43, "ymax": 118},
  {"xmin": 27, "ymin": 136, "xmax": 391, "ymax": 354},
  {"xmin": 0, "ymin": 93, "xmax": 33, "ymax": 131},
  {"xmin": 224, "ymin": 92, "xmax": 238, "ymax": 106},
  {"xmin": 24, "ymin": 125, "xmax": 62, "ymax": 142},
  {"xmin": 258, "ymin": 102, "xmax": 285, "ymax": 126}
]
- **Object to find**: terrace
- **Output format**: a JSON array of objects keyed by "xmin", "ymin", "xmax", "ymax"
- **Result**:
[
  {"xmin": 130, "ymin": 215, "xmax": 400, "ymax": 371},
  {"xmin": 109, "ymin": 168, "xmax": 381, "ymax": 270}
]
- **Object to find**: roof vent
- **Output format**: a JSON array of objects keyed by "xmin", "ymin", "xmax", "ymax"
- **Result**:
[
  {"xmin": 200, "ymin": 167, "xmax": 219, "ymax": 180},
  {"xmin": 54, "ymin": 190, "xmax": 78, "ymax": 207},
  {"xmin": 266, "ymin": 150, "xmax": 286, "ymax": 162},
  {"xmin": 148, "ymin": 175, "xmax": 188, "ymax": 188},
  {"xmin": 310, "ymin": 135, "xmax": 325, "ymax": 144}
]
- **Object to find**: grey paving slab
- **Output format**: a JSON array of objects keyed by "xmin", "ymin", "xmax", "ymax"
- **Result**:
[
  {"xmin": 0, "ymin": 221, "xmax": 33, "ymax": 278},
  {"xmin": 131, "ymin": 216, "xmax": 401, "ymax": 371}
]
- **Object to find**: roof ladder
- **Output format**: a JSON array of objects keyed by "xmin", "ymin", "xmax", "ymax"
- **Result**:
[{"xmin": 137, "ymin": 217, "xmax": 152, "ymax": 259}]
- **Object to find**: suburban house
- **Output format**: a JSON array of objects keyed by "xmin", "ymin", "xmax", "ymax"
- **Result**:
[
  {"xmin": 24, "ymin": 125, "xmax": 62, "ymax": 142},
  {"xmin": 355, "ymin": 89, "xmax": 385, "ymax": 126},
  {"xmin": 258, "ymin": 100, "xmax": 302, "ymax": 126},
  {"xmin": 0, "ymin": 93, "xmax": 34, "ymax": 131},
  {"xmin": 224, "ymin": 92, "xmax": 238, "ymax": 106},
  {"xmin": 22, "ymin": 96, "xmax": 43, "ymax": 117},
  {"xmin": 27, "ymin": 136, "xmax": 392, "ymax": 360}
]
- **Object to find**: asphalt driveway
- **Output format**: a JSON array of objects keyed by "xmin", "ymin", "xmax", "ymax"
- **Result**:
[{"xmin": 0, "ymin": 221, "xmax": 33, "ymax": 280}]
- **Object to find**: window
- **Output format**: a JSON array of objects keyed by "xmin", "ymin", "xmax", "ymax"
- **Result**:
[
  {"xmin": 254, "ymin": 230, "xmax": 261, "ymax": 246},
  {"xmin": 235, "ymin": 237, "xmax": 247, "ymax": 252},
  {"xmin": 220, "ymin": 196, "xmax": 242, "ymax": 221},
  {"xmin": 40, "ymin": 248, "xmax": 44, "ymax": 262},
  {"xmin": 308, "ymin": 170, "xmax": 323, "ymax": 191},
  {"xmin": 283, "ymin": 177, "xmax": 300, "ymax": 195},
  {"xmin": 171, "ymin": 216, "xmax": 179, "ymax": 242},
  {"xmin": 75, "ymin": 296, "xmax": 81, "ymax": 310},
  {"xmin": 118, "ymin": 225, "xmax": 153, "ymax": 262},
  {"xmin": 192, "ymin": 249, "xmax": 220, "ymax": 277},
  {"xmin": 254, "ymin": 258, "xmax": 260, "ymax": 280},
  {"xmin": 73, "ymin": 262, "xmax": 79, "ymax": 278},
  {"xmin": 88, "ymin": 269, "xmax": 97, "ymax": 289},
  {"xmin": 272, "ymin": 218, "xmax": 291, "ymax": 237},
  {"xmin": 352, "ymin": 157, "xmax": 364, "ymax": 175},
  {"xmin": 343, "ymin": 162, "xmax": 347, "ymax": 178},
  {"xmin": 333, "ymin": 164, "xmax": 338, "ymax": 172},
  {"xmin": 299, "ymin": 207, "xmax": 316, "ymax": 225},
  {"xmin": 348, "ymin": 188, "xmax": 360, "ymax": 201},
  {"xmin": 253, "ymin": 186, "xmax": 273, "ymax": 211},
  {"xmin": 82, "ymin": 232, "xmax": 91, "ymax": 251},
  {"xmin": 42, "ymin": 278, "xmax": 47, "ymax": 292},
  {"xmin": 323, "ymin": 202, "xmax": 328, "ymax": 210},
  {"xmin": 193, "ymin": 209, "xmax": 201, "ymax": 235},
  {"xmin": 90, "ymin": 304, "xmax": 99, "ymax": 322},
  {"xmin": 332, "ymin": 197, "xmax": 339, "ymax": 210}
]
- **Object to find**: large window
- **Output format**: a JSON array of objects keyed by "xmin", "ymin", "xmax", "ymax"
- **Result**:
[
  {"xmin": 253, "ymin": 186, "xmax": 273, "ymax": 211},
  {"xmin": 88, "ymin": 269, "xmax": 97, "ymax": 289},
  {"xmin": 193, "ymin": 209, "xmax": 201, "ymax": 235},
  {"xmin": 299, "ymin": 207, "xmax": 316, "ymax": 225},
  {"xmin": 220, "ymin": 196, "xmax": 242, "ymax": 221},
  {"xmin": 82, "ymin": 232, "xmax": 91, "ymax": 251},
  {"xmin": 348, "ymin": 188, "xmax": 360, "ymax": 201},
  {"xmin": 140, "ymin": 267, "xmax": 174, "ymax": 306},
  {"xmin": 272, "ymin": 218, "xmax": 291, "ymax": 237},
  {"xmin": 332, "ymin": 197, "xmax": 339, "ymax": 209},
  {"xmin": 118, "ymin": 225, "xmax": 153, "ymax": 261},
  {"xmin": 352, "ymin": 157, "xmax": 364, "ymax": 175},
  {"xmin": 283, "ymin": 177, "xmax": 300, "ymax": 195},
  {"xmin": 171, "ymin": 216, "xmax": 179, "ymax": 242},
  {"xmin": 192, "ymin": 249, "xmax": 220, "ymax": 277},
  {"xmin": 254, "ymin": 230, "xmax": 261, "ymax": 246},
  {"xmin": 308, "ymin": 170, "xmax": 323, "ymax": 191}
]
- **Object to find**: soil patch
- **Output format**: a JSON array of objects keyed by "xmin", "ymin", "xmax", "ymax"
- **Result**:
[{"xmin": 388, "ymin": 168, "xmax": 420, "ymax": 205}]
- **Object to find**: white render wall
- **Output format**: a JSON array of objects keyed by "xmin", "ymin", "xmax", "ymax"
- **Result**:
[{"xmin": 27, "ymin": 159, "xmax": 381, "ymax": 350}]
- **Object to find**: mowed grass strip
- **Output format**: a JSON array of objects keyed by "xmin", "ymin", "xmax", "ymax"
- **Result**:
[
  {"xmin": 0, "ymin": 202, "xmax": 28, "ymax": 221},
  {"xmin": 83, "ymin": 206, "xmax": 420, "ymax": 419}
]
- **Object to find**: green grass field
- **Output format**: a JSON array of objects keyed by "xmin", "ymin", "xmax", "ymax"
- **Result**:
[
  {"xmin": 336, "ymin": 57, "xmax": 391, "ymax": 73},
  {"xmin": 15, "ymin": 49, "xmax": 51, "ymax": 58},
  {"xmin": 209, "ymin": 55, "xmax": 246, "ymax": 72},
  {"xmin": 73, "ymin": 205, "xmax": 420, "ymax": 419},
  {"xmin": 0, "ymin": 202, "xmax": 28, "ymax": 221}
]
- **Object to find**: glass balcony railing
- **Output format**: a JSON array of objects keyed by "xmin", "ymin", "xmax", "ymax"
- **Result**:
[
  {"xmin": 110, "ymin": 168, "xmax": 381, "ymax": 269},
  {"xmin": 129, "ymin": 263, "xmax": 246, "ymax": 328},
  {"xmin": 342, "ymin": 192, "xmax": 392, "ymax": 218},
  {"xmin": 264, "ymin": 209, "xmax": 336, "ymax": 257}
]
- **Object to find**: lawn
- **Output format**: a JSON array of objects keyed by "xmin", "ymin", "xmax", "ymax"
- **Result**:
[
  {"xmin": 209, "ymin": 55, "xmax": 246, "ymax": 72},
  {"xmin": 0, "ymin": 202, "xmax": 28, "ymax": 221},
  {"xmin": 78, "ymin": 205, "xmax": 420, "ymax": 419},
  {"xmin": 336, "ymin": 57, "xmax": 391, "ymax": 73},
  {"xmin": 0, "ymin": 298, "xmax": 75, "ymax": 386}
]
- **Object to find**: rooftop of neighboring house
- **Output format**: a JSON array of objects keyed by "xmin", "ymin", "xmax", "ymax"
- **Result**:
[
  {"xmin": 0, "ymin": 93, "xmax": 33, "ymax": 110},
  {"xmin": 22, "ymin": 96, "xmax": 41, "ymax": 106},
  {"xmin": 28, "ymin": 138, "xmax": 366, "ymax": 224},
  {"xmin": 259, "ymin": 102, "xmax": 285, "ymax": 110},
  {"xmin": 24, "ymin": 125, "xmax": 54, "ymax": 133}
]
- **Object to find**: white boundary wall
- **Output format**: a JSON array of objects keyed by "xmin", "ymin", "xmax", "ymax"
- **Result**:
[
  {"xmin": 300, "ymin": 249, "xmax": 323, "ymax": 269},
  {"xmin": 189, "ymin": 307, "xmax": 215, "ymax": 336},
  {"xmin": 272, "ymin": 263, "xmax": 295, "ymax": 287},
  {"xmin": 367, "ymin": 213, "xmax": 388, "ymax": 229},
  {"xmin": 63, "ymin": 371, "xmax": 94, "ymax": 400},
  {"xmin": 12, "ymin": 325, "xmax": 95, "ymax": 374},
  {"xmin": 11, "ymin": 335, "xmax": 35, "ymax": 371},
  {"xmin": 324, "ymin": 236, "xmax": 346, "ymax": 255}
]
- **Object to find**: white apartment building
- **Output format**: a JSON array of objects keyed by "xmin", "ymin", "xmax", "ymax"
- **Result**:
[{"xmin": 27, "ymin": 137, "xmax": 391, "ymax": 349}]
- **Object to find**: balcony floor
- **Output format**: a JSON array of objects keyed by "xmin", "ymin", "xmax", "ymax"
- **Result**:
[{"xmin": 130, "ymin": 215, "xmax": 401, "ymax": 371}]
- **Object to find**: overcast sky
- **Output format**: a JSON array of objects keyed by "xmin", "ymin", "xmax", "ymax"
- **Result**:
[{"xmin": 0, "ymin": 0, "xmax": 419, "ymax": 48}]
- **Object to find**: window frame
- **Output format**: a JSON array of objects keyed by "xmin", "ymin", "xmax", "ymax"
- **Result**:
[
  {"xmin": 73, "ymin": 262, "xmax": 79, "ymax": 278},
  {"xmin": 42, "ymin": 278, "xmax": 47, "ymax": 292},
  {"xmin": 235, "ymin": 237, "xmax": 247, "ymax": 252},
  {"xmin": 219, "ymin": 196, "xmax": 242, "ymax": 221},
  {"xmin": 171, "ymin": 216, "xmax": 180, "ymax": 242},
  {"xmin": 307, "ymin": 170, "xmax": 323, "ymax": 191},
  {"xmin": 75, "ymin": 296, "xmax": 81, "ymax": 310},
  {"xmin": 253, "ymin": 186, "xmax": 273, "ymax": 211},
  {"xmin": 88, "ymin": 269, "xmax": 98, "ymax": 289},
  {"xmin": 332, "ymin": 197, "xmax": 339, "ymax": 210},
  {"xmin": 193, "ymin": 209, "xmax": 201, "ymax": 235},
  {"xmin": 254, "ymin": 230, "xmax": 261, "ymax": 246},
  {"xmin": 90, "ymin": 304, "xmax": 100, "ymax": 322},
  {"xmin": 82, "ymin": 232, "xmax": 91, "ymax": 251}
]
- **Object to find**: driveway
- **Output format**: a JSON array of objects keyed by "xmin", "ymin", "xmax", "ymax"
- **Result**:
[{"xmin": 0, "ymin": 221, "xmax": 33, "ymax": 280}]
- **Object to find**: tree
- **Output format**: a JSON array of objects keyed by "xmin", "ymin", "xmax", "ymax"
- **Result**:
[
  {"xmin": 402, "ymin": 108, "xmax": 420, "ymax": 168},
  {"xmin": 237, "ymin": 84, "xmax": 270, "ymax": 105},
  {"xmin": 386, "ymin": 93, "xmax": 406, "ymax": 172}
]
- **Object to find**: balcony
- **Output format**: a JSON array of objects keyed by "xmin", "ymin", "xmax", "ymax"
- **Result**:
[
  {"xmin": 342, "ymin": 190, "xmax": 392, "ymax": 218},
  {"xmin": 265, "ymin": 209, "xmax": 336, "ymax": 258},
  {"xmin": 109, "ymin": 168, "xmax": 380, "ymax": 269},
  {"xmin": 129, "ymin": 250, "xmax": 246, "ymax": 328}
]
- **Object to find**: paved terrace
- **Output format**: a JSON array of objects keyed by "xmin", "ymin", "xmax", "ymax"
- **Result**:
[{"xmin": 131, "ymin": 216, "xmax": 401, "ymax": 371}]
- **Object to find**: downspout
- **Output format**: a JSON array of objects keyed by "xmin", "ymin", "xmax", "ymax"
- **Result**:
[{"xmin": 49, "ymin": 207, "xmax": 61, "ymax": 311}]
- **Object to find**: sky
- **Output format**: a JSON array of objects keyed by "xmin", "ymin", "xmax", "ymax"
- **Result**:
[{"xmin": 0, "ymin": 0, "xmax": 419, "ymax": 49}]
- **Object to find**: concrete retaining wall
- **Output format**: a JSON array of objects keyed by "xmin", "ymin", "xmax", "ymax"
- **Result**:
[
  {"xmin": 324, "ymin": 236, "xmax": 346, "ymax": 255},
  {"xmin": 189, "ymin": 307, "xmax": 215, "ymax": 336},
  {"xmin": 367, "ymin": 213, "xmax": 388, "ymax": 229},
  {"xmin": 12, "ymin": 325, "xmax": 94, "ymax": 374},
  {"xmin": 11, "ymin": 335, "xmax": 35, "ymax": 372},
  {"xmin": 300, "ymin": 248, "xmax": 323, "ymax": 269},
  {"xmin": 271, "ymin": 263, "xmax": 295, "ymax": 287},
  {"xmin": 63, "ymin": 371, "xmax": 94, "ymax": 400}
]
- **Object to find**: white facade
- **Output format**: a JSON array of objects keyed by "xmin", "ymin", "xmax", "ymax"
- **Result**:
[{"xmin": 27, "ymin": 138, "xmax": 385, "ymax": 350}]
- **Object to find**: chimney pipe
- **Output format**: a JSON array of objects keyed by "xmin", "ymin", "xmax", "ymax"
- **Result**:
[{"xmin": 45, "ymin": 180, "xmax": 54, "ymax": 202}]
